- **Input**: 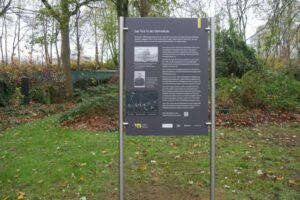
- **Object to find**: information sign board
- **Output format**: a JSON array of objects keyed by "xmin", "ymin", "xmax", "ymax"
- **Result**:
[{"xmin": 125, "ymin": 18, "xmax": 208, "ymax": 135}]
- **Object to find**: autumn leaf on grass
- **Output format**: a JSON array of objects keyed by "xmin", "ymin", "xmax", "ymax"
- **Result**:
[
  {"xmin": 288, "ymin": 179, "xmax": 297, "ymax": 186},
  {"xmin": 17, "ymin": 192, "xmax": 25, "ymax": 200},
  {"xmin": 169, "ymin": 143, "xmax": 177, "ymax": 149},
  {"xmin": 275, "ymin": 176, "xmax": 284, "ymax": 182},
  {"xmin": 197, "ymin": 182, "xmax": 204, "ymax": 188},
  {"xmin": 61, "ymin": 180, "xmax": 69, "ymax": 188},
  {"xmin": 37, "ymin": 179, "xmax": 44, "ymax": 184},
  {"xmin": 160, "ymin": 161, "xmax": 169, "ymax": 166},
  {"xmin": 73, "ymin": 162, "xmax": 87, "ymax": 168},
  {"xmin": 79, "ymin": 175, "xmax": 85, "ymax": 182},
  {"xmin": 79, "ymin": 163, "xmax": 87, "ymax": 167},
  {"xmin": 150, "ymin": 160, "xmax": 157, "ymax": 165},
  {"xmin": 257, "ymin": 169, "xmax": 263, "ymax": 176},
  {"xmin": 3, "ymin": 196, "xmax": 10, "ymax": 200},
  {"xmin": 138, "ymin": 164, "xmax": 147, "ymax": 171},
  {"xmin": 101, "ymin": 150, "xmax": 108, "ymax": 154},
  {"xmin": 192, "ymin": 143, "xmax": 199, "ymax": 148}
]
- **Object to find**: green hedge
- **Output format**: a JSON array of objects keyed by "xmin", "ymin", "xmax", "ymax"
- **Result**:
[{"xmin": 217, "ymin": 70, "xmax": 300, "ymax": 111}]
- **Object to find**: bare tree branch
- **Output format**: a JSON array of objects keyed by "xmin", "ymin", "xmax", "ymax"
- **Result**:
[
  {"xmin": 40, "ymin": 0, "xmax": 61, "ymax": 21},
  {"xmin": 70, "ymin": 0, "xmax": 102, "ymax": 16},
  {"xmin": 0, "ymin": 0, "xmax": 12, "ymax": 17}
]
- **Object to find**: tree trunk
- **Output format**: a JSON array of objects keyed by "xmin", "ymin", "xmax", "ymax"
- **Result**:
[
  {"xmin": 49, "ymin": 17, "xmax": 55, "ymax": 65},
  {"xmin": 100, "ymin": 38, "xmax": 105, "ymax": 64},
  {"xmin": 123, "ymin": 0, "xmax": 128, "ymax": 17},
  {"xmin": 95, "ymin": 35, "xmax": 99, "ymax": 69},
  {"xmin": 117, "ymin": 0, "xmax": 128, "ymax": 18},
  {"xmin": 75, "ymin": 10, "xmax": 81, "ymax": 71},
  {"xmin": 0, "ymin": 19, "xmax": 4, "ymax": 65},
  {"xmin": 139, "ymin": 0, "xmax": 150, "ymax": 17},
  {"xmin": 29, "ymin": 25, "xmax": 34, "ymax": 64},
  {"xmin": 43, "ymin": 17, "xmax": 50, "ymax": 65},
  {"xmin": 60, "ymin": 0, "xmax": 73, "ymax": 97},
  {"xmin": 55, "ymin": 26, "xmax": 60, "ymax": 67},
  {"xmin": 0, "ymin": 35, "xmax": 3, "ymax": 65},
  {"xmin": 4, "ymin": 15, "xmax": 8, "ymax": 66},
  {"xmin": 94, "ymin": 12, "xmax": 100, "ymax": 69},
  {"xmin": 17, "ymin": 0, "xmax": 21, "ymax": 63},
  {"xmin": 55, "ymin": 34, "xmax": 60, "ymax": 67},
  {"xmin": 61, "ymin": 19, "xmax": 73, "ymax": 97},
  {"xmin": 11, "ymin": 19, "xmax": 18, "ymax": 64}
]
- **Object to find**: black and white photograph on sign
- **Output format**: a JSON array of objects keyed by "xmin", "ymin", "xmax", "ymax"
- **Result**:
[
  {"xmin": 134, "ymin": 71, "xmax": 145, "ymax": 88},
  {"xmin": 126, "ymin": 91, "xmax": 158, "ymax": 116},
  {"xmin": 134, "ymin": 47, "xmax": 158, "ymax": 62}
]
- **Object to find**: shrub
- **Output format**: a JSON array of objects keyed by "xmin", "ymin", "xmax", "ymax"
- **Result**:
[
  {"xmin": 73, "ymin": 78, "xmax": 109, "ymax": 90},
  {"xmin": 218, "ymin": 70, "xmax": 300, "ymax": 111},
  {"xmin": 262, "ymin": 71, "xmax": 300, "ymax": 110},
  {"xmin": 30, "ymin": 82, "xmax": 66, "ymax": 104},
  {"xmin": 216, "ymin": 22, "xmax": 260, "ymax": 78},
  {"xmin": 60, "ymin": 84, "xmax": 118, "ymax": 122},
  {"xmin": 234, "ymin": 71, "xmax": 268, "ymax": 109},
  {"xmin": 0, "ymin": 78, "xmax": 14, "ymax": 106},
  {"xmin": 289, "ymin": 62, "xmax": 300, "ymax": 81},
  {"xmin": 216, "ymin": 77, "xmax": 240, "ymax": 110},
  {"xmin": 102, "ymin": 59, "xmax": 116, "ymax": 70}
]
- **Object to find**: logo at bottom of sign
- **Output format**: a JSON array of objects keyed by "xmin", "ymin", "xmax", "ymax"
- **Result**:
[{"xmin": 134, "ymin": 123, "xmax": 148, "ymax": 129}]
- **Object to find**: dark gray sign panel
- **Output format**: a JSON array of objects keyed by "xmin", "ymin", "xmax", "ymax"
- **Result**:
[{"xmin": 125, "ymin": 18, "xmax": 208, "ymax": 136}]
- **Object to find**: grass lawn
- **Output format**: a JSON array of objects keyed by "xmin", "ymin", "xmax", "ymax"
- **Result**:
[{"xmin": 0, "ymin": 116, "xmax": 299, "ymax": 200}]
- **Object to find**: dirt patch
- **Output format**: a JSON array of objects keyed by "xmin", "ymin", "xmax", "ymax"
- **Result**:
[
  {"xmin": 61, "ymin": 114, "xmax": 118, "ymax": 131},
  {"xmin": 61, "ymin": 109, "xmax": 300, "ymax": 132},
  {"xmin": 217, "ymin": 110, "xmax": 300, "ymax": 128}
]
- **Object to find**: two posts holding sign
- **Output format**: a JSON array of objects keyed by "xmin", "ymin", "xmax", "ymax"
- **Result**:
[{"xmin": 119, "ymin": 17, "xmax": 215, "ymax": 199}]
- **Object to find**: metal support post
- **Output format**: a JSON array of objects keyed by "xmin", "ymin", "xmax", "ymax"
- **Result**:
[
  {"xmin": 119, "ymin": 16, "xmax": 124, "ymax": 200},
  {"xmin": 210, "ymin": 17, "xmax": 216, "ymax": 200}
]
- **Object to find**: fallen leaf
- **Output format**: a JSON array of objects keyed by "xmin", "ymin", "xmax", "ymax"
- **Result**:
[
  {"xmin": 138, "ymin": 165, "xmax": 147, "ymax": 171},
  {"xmin": 150, "ymin": 160, "xmax": 156, "ymax": 164},
  {"xmin": 3, "ymin": 196, "xmax": 10, "ymax": 200},
  {"xmin": 275, "ymin": 176, "xmax": 284, "ymax": 181},
  {"xmin": 197, "ymin": 182, "xmax": 204, "ymax": 188},
  {"xmin": 257, "ymin": 169, "xmax": 263, "ymax": 175},
  {"xmin": 79, "ymin": 175, "xmax": 85, "ymax": 182},
  {"xmin": 61, "ymin": 180, "xmax": 69, "ymax": 188},
  {"xmin": 79, "ymin": 163, "xmax": 87, "ymax": 167},
  {"xmin": 288, "ymin": 179, "xmax": 297, "ymax": 186},
  {"xmin": 17, "ymin": 192, "xmax": 25, "ymax": 200},
  {"xmin": 224, "ymin": 185, "xmax": 230, "ymax": 189}
]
